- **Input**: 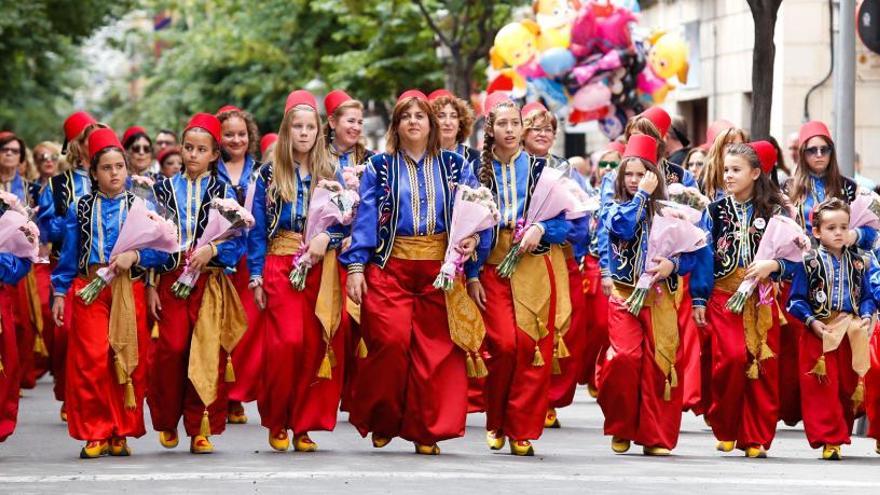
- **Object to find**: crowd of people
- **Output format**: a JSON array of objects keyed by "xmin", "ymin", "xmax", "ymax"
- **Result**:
[{"xmin": 0, "ymin": 86, "xmax": 879, "ymax": 463}]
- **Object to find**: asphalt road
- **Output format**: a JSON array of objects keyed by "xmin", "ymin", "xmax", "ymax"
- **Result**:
[{"xmin": 1, "ymin": 379, "xmax": 879, "ymax": 494}]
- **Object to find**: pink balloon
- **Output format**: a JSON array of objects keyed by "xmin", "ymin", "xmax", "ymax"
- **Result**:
[{"xmin": 572, "ymin": 83, "xmax": 611, "ymax": 111}]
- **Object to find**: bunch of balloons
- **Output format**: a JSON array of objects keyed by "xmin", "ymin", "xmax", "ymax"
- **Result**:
[{"xmin": 486, "ymin": 0, "xmax": 690, "ymax": 139}]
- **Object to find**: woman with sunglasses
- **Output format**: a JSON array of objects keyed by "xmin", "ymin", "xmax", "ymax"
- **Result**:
[
  {"xmin": 784, "ymin": 121, "xmax": 873, "ymax": 249},
  {"xmin": 122, "ymin": 126, "xmax": 156, "ymax": 179},
  {"xmin": 682, "ymin": 148, "xmax": 706, "ymax": 178}
]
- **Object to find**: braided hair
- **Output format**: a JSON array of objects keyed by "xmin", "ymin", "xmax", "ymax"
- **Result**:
[{"xmin": 478, "ymin": 101, "xmax": 521, "ymax": 187}]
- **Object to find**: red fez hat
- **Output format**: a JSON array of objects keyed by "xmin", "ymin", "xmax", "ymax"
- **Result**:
[
  {"xmin": 0, "ymin": 131, "xmax": 13, "ymax": 141},
  {"xmin": 798, "ymin": 120, "xmax": 832, "ymax": 146},
  {"xmin": 157, "ymin": 146, "xmax": 181, "ymax": 165},
  {"xmin": 285, "ymin": 90, "xmax": 318, "ymax": 114},
  {"xmin": 216, "ymin": 105, "xmax": 242, "ymax": 116},
  {"xmin": 324, "ymin": 90, "xmax": 353, "ymax": 116},
  {"xmin": 63, "ymin": 111, "xmax": 98, "ymax": 142},
  {"xmin": 522, "ymin": 101, "xmax": 548, "ymax": 118},
  {"xmin": 184, "ymin": 113, "xmax": 222, "ymax": 145},
  {"xmin": 427, "ymin": 89, "xmax": 454, "ymax": 102},
  {"xmin": 749, "ymin": 140, "xmax": 777, "ymax": 174},
  {"xmin": 639, "ymin": 106, "xmax": 671, "ymax": 138},
  {"xmin": 397, "ymin": 89, "xmax": 428, "ymax": 104},
  {"xmin": 122, "ymin": 126, "xmax": 148, "ymax": 146},
  {"xmin": 260, "ymin": 133, "xmax": 278, "ymax": 155},
  {"xmin": 623, "ymin": 134, "xmax": 658, "ymax": 165},
  {"xmin": 704, "ymin": 119, "xmax": 734, "ymax": 147},
  {"xmin": 484, "ymin": 92, "xmax": 514, "ymax": 115},
  {"xmin": 87, "ymin": 128, "xmax": 123, "ymax": 162},
  {"xmin": 606, "ymin": 141, "xmax": 626, "ymax": 155}
]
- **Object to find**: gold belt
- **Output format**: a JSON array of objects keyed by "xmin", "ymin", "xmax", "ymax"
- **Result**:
[
  {"xmin": 390, "ymin": 233, "xmax": 447, "ymax": 261},
  {"xmin": 714, "ymin": 267, "xmax": 747, "ymax": 294},
  {"xmin": 269, "ymin": 230, "xmax": 303, "ymax": 256},
  {"xmin": 487, "ymin": 229, "xmax": 514, "ymax": 265}
]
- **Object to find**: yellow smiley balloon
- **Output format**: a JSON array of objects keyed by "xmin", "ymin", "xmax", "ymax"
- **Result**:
[{"xmin": 648, "ymin": 32, "xmax": 690, "ymax": 84}]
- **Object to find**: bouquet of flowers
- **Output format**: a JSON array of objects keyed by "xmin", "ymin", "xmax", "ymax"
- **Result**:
[
  {"xmin": 170, "ymin": 197, "xmax": 255, "ymax": 298},
  {"xmin": 561, "ymin": 177, "xmax": 600, "ymax": 220},
  {"xmin": 288, "ymin": 180, "xmax": 359, "ymax": 290},
  {"xmin": 666, "ymin": 183, "xmax": 710, "ymax": 211},
  {"xmin": 726, "ymin": 215, "xmax": 810, "ymax": 314},
  {"xmin": 625, "ymin": 211, "xmax": 707, "ymax": 315},
  {"xmin": 849, "ymin": 189, "xmax": 880, "ymax": 232},
  {"xmin": 342, "ymin": 164, "xmax": 366, "ymax": 191},
  {"xmin": 76, "ymin": 198, "xmax": 179, "ymax": 304},
  {"xmin": 130, "ymin": 175, "xmax": 155, "ymax": 203},
  {"xmin": 432, "ymin": 185, "xmax": 500, "ymax": 291},
  {"xmin": 0, "ymin": 209, "xmax": 40, "ymax": 261},
  {"xmin": 0, "ymin": 190, "xmax": 32, "ymax": 218},
  {"xmin": 496, "ymin": 167, "xmax": 581, "ymax": 278}
]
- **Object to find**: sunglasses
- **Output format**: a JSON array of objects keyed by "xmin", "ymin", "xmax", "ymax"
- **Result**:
[
  {"xmin": 131, "ymin": 145, "xmax": 152, "ymax": 154},
  {"xmin": 598, "ymin": 160, "xmax": 618, "ymax": 170},
  {"xmin": 35, "ymin": 153, "xmax": 59, "ymax": 164},
  {"xmin": 0, "ymin": 146, "xmax": 20, "ymax": 155},
  {"xmin": 805, "ymin": 145, "xmax": 833, "ymax": 157}
]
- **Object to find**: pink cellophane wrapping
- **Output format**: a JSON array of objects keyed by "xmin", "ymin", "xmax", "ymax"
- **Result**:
[{"xmin": 635, "ymin": 212, "xmax": 707, "ymax": 290}]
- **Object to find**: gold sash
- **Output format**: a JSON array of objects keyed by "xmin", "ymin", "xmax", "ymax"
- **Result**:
[
  {"xmin": 24, "ymin": 269, "xmax": 47, "ymax": 357},
  {"xmin": 108, "ymin": 271, "xmax": 138, "ymax": 408},
  {"xmin": 268, "ymin": 230, "xmax": 302, "ymax": 255},
  {"xmin": 188, "ymin": 268, "xmax": 248, "ymax": 408},
  {"xmin": 815, "ymin": 312, "xmax": 871, "ymax": 377},
  {"xmin": 613, "ymin": 282, "xmax": 680, "ymax": 399},
  {"xmin": 392, "ymin": 234, "xmax": 487, "ymax": 377},
  {"xmin": 716, "ymin": 268, "xmax": 775, "ymax": 379}
]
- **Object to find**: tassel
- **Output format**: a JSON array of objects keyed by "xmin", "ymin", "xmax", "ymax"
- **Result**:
[
  {"xmin": 114, "ymin": 355, "xmax": 127, "ymax": 385},
  {"xmin": 151, "ymin": 323, "xmax": 159, "ymax": 339},
  {"xmin": 0, "ymin": 357, "xmax": 4, "ymax": 376},
  {"xmin": 531, "ymin": 345, "xmax": 545, "ymax": 367},
  {"xmin": 663, "ymin": 378, "xmax": 672, "ymax": 401},
  {"xmin": 552, "ymin": 355, "xmax": 562, "ymax": 375},
  {"xmin": 465, "ymin": 353, "xmax": 477, "ymax": 378},
  {"xmin": 474, "ymin": 355, "xmax": 489, "ymax": 378},
  {"xmin": 852, "ymin": 380, "xmax": 865, "ymax": 412},
  {"xmin": 123, "ymin": 379, "xmax": 136, "ymax": 410},
  {"xmin": 328, "ymin": 347, "xmax": 337, "ymax": 367},
  {"xmin": 224, "ymin": 355, "xmax": 236, "ymax": 383},
  {"xmin": 316, "ymin": 350, "xmax": 333, "ymax": 380},
  {"xmin": 357, "ymin": 338, "xmax": 368, "ymax": 359},
  {"xmin": 809, "ymin": 355, "xmax": 827, "ymax": 378},
  {"xmin": 199, "ymin": 410, "xmax": 211, "ymax": 437},
  {"xmin": 33, "ymin": 334, "xmax": 48, "ymax": 357},
  {"xmin": 746, "ymin": 359, "xmax": 760, "ymax": 380},
  {"xmin": 670, "ymin": 368, "xmax": 678, "ymax": 388},
  {"xmin": 556, "ymin": 337, "xmax": 571, "ymax": 359},
  {"xmin": 760, "ymin": 342, "xmax": 775, "ymax": 361}
]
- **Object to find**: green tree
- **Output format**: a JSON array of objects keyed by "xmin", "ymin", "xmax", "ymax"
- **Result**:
[{"xmin": 0, "ymin": 1, "xmax": 132, "ymax": 143}]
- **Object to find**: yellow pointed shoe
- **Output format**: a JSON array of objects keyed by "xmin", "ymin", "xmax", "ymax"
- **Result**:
[
  {"xmin": 158, "ymin": 430, "xmax": 179, "ymax": 449},
  {"xmin": 509, "ymin": 440, "xmax": 535, "ymax": 456},
  {"xmin": 544, "ymin": 408, "xmax": 560, "ymax": 429},
  {"xmin": 190, "ymin": 435, "xmax": 214, "ymax": 454},
  {"xmin": 79, "ymin": 440, "xmax": 109, "ymax": 459},
  {"xmin": 60, "ymin": 403, "xmax": 68, "ymax": 423},
  {"xmin": 611, "ymin": 437, "xmax": 631, "ymax": 454},
  {"xmin": 643, "ymin": 446, "xmax": 671, "ymax": 456},
  {"xmin": 268, "ymin": 430, "xmax": 289, "ymax": 452},
  {"xmin": 294, "ymin": 434, "xmax": 318, "ymax": 453},
  {"xmin": 587, "ymin": 384, "xmax": 599, "ymax": 399},
  {"xmin": 821, "ymin": 444, "xmax": 841, "ymax": 461},
  {"xmin": 109, "ymin": 437, "xmax": 131, "ymax": 457},
  {"xmin": 371, "ymin": 433, "xmax": 391, "ymax": 449},
  {"xmin": 486, "ymin": 430, "xmax": 505, "ymax": 451},
  {"xmin": 745, "ymin": 445, "xmax": 767, "ymax": 458},
  {"xmin": 716, "ymin": 440, "xmax": 735, "ymax": 453},
  {"xmin": 227, "ymin": 401, "xmax": 248, "ymax": 424},
  {"xmin": 414, "ymin": 443, "xmax": 441, "ymax": 455}
]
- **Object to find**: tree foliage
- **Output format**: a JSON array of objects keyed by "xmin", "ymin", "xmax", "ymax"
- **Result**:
[{"xmin": 0, "ymin": 1, "xmax": 132, "ymax": 143}]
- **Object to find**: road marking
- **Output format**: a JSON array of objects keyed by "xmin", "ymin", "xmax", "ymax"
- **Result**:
[{"xmin": 1, "ymin": 471, "xmax": 879, "ymax": 487}]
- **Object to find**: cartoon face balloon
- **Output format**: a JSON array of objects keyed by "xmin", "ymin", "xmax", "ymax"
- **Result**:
[
  {"xmin": 533, "ymin": 0, "xmax": 580, "ymax": 50},
  {"xmin": 648, "ymin": 32, "xmax": 689, "ymax": 83},
  {"xmin": 491, "ymin": 21, "xmax": 542, "ymax": 69}
]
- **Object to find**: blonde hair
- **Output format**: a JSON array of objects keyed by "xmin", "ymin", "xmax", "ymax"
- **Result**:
[
  {"xmin": 324, "ymin": 99, "xmax": 370, "ymax": 166},
  {"xmin": 698, "ymin": 127, "xmax": 749, "ymax": 199},
  {"xmin": 272, "ymin": 105, "xmax": 334, "ymax": 203},
  {"xmin": 65, "ymin": 122, "xmax": 108, "ymax": 169}
]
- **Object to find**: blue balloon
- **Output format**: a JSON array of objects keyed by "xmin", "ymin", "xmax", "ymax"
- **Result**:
[
  {"xmin": 539, "ymin": 48, "xmax": 576, "ymax": 77},
  {"xmin": 527, "ymin": 78, "xmax": 568, "ymax": 114}
]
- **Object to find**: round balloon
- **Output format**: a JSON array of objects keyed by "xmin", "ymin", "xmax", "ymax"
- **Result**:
[
  {"xmin": 539, "ymin": 48, "xmax": 576, "ymax": 77},
  {"xmin": 572, "ymin": 83, "xmax": 612, "ymax": 111},
  {"xmin": 599, "ymin": 107, "xmax": 627, "ymax": 140}
]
